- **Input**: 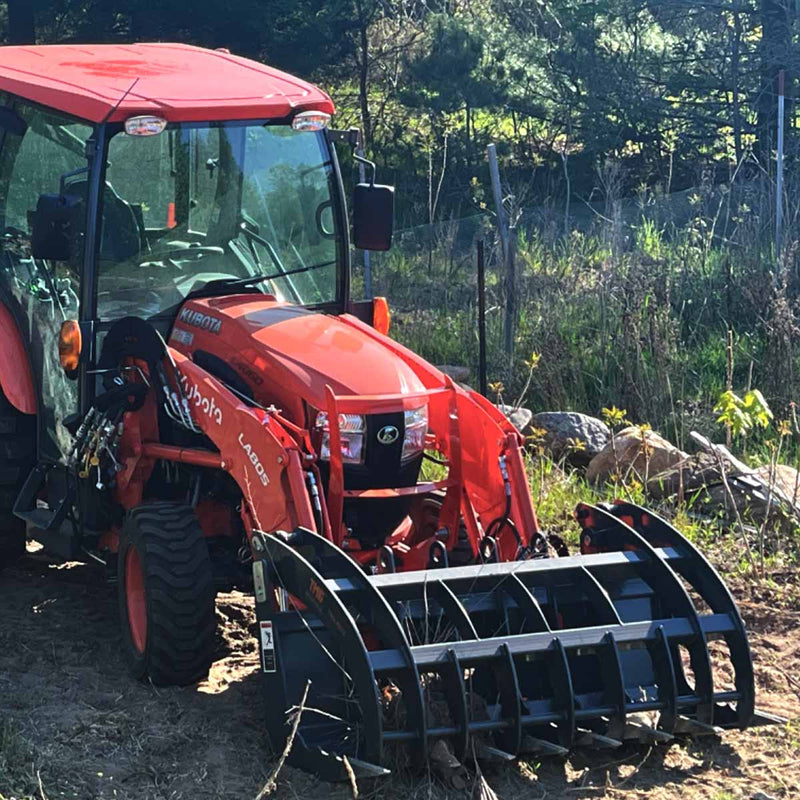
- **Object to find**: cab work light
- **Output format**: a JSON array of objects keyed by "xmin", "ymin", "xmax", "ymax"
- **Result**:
[
  {"xmin": 124, "ymin": 116, "xmax": 167, "ymax": 136},
  {"xmin": 292, "ymin": 110, "xmax": 331, "ymax": 132}
]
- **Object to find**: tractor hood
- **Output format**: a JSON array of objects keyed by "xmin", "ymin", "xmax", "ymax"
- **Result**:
[{"xmin": 169, "ymin": 296, "xmax": 429, "ymax": 416}]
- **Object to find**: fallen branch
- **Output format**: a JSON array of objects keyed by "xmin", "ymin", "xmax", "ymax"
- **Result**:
[{"xmin": 255, "ymin": 679, "xmax": 311, "ymax": 799}]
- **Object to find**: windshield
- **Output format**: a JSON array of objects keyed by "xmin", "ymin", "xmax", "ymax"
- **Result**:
[{"xmin": 96, "ymin": 123, "xmax": 340, "ymax": 320}]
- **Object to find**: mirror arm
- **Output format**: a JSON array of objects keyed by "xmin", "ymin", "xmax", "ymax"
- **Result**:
[{"xmin": 353, "ymin": 153, "xmax": 376, "ymax": 185}]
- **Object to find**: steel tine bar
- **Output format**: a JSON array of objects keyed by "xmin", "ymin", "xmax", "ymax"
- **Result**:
[
  {"xmin": 646, "ymin": 623, "xmax": 679, "ymax": 734},
  {"xmin": 474, "ymin": 743, "xmax": 515, "ymax": 762},
  {"xmin": 612, "ymin": 502, "xmax": 755, "ymax": 727},
  {"xmin": 500, "ymin": 573, "xmax": 551, "ymax": 633},
  {"xmin": 271, "ymin": 529, "xmax": 428, "ymax": 761},
  {"xmin": 574, "ymin": 730, "xmax": 622, "ymax": 749},
  {"xmin": 494, "ymin": 642, "xmax": 523, "ymax": 756},
  {"xmin": 548, "ymin": 637, "xmax": 577, "ymax": 748},
  {"xmin": 256, "ymin": 532, "xmax": 384, "ymax": 770},
  {"xmin": 521, "ymin": 735, "xmax": 569, "ymax": 757},
  {"xmin": 624, "ymin": 720, "xmax": 675, "ymax": 744},
  {"xmin": 440, "ymin": 648, "xmax": 470, "ymax": 762},
  {"xmin": 674, "ymin": 715, "xmax": 724, "ymax": 736},
  {"xmin": 598, "ymin": 631, "xmax": 627, "ymax": 741},
  {"xmin": 576, "ymin": 565, "xmax": 622, "ymax": 625},
  {"xmin": 430, "ymin": 580, "xmax": 479, "ymax": 640},
  {"xmin": 583, "ymin": 504, "xmax": 715, "ymax": 725}
]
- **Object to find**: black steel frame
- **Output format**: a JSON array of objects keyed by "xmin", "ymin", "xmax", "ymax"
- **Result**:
[{"xmin": 252, "ymin": 502, "xmax": 781, "ymax": 781}]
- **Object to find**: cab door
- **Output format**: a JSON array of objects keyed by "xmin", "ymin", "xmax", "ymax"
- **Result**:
[{"xmin": 0, "ymin": 93, "xmax": 93, "ymax": 463}]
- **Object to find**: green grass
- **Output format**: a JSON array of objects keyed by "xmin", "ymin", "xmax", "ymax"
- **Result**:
[{"xmin": 380, "ymin": 215, "xmax": 796, "ymax": 441}]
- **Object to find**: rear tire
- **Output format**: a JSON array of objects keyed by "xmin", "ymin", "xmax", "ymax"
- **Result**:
[
  {"xmin": 0, "ymin": 393, "xmax": 35, "ymax": 571},
  {"xmin": 118, "ymin": 502, "xmax": 216, "ymax": 686}
]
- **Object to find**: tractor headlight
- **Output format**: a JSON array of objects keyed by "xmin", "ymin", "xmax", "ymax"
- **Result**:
[
  {"xmin": 315, "ymin": 411, "xmax": 366, "ymax": 465},
  {"xmin": 402, "ymin": 405, "xmax": 428, "ymax": 461}
]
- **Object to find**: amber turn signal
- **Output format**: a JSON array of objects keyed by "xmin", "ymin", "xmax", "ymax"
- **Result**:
[
  {"xmin": 58, "ymin": 319, "xmax": 82, "ymax": 373},
  {"xmin": 372, "ymin": 297, "xmax": 391, "ymax": 336}
]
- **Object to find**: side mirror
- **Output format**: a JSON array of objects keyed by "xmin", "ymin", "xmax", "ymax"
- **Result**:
[
  {"xmin": 352, "ymin": 183, "xmax": 394, "ymax": 251},
  {"xmin": 31, "ymin": 194, "xmax": 82, "ymax": 261}
]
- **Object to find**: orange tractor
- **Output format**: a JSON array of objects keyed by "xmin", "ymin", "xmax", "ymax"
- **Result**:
[{"xmin": 0, "ymin": 43, "xmax": 779, "ymax": 780}]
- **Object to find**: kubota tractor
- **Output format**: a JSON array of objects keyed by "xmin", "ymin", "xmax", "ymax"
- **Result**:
[{"xmin": 0, "ymin": 43, "xmax": 781, "ymax": 782}]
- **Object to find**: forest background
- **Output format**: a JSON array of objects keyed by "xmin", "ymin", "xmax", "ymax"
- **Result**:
[{"xmin": 4, "ymin": 0, "xmax": 800, "ymax": 441}]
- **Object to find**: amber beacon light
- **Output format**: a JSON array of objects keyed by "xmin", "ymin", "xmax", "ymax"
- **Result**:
[
  {"xmin": 58, "ymin": 319, "xmax": 82, "ymax": 373},
  {"xmin": 372, "ymin": 297, "xmax": 391, "ymax": 335}
]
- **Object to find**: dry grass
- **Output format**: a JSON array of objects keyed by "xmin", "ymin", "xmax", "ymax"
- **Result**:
[{"xmin": 1, "ymin": 543, "xmax": 799, "ymax": 800}]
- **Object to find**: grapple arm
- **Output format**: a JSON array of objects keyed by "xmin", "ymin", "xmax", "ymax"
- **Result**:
[{"xmin": 252, "ymin": 502, "xmax": 780, "ymax": 781}]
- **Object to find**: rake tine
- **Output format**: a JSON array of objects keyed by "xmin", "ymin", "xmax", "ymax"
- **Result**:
[
  {"xmin": 474, "ymin": 742, "xmax": 516, "ymax": 762},
  {"xmin": 674, "ymin": 715, "xmax": 724, "ymax": 736},
  {"xmin": 346, "ymin": 758, "xmax": 392, "ymax": 778},
  {"xmin": 574, "ymin": 730, "xmax": 623, "ymax": 749},
  {"xmin": 750, "ymin": 709, "xmax": 789, "ymax": 727},
  {"xmin": 520, "ymin": 736, "xmax": 569, "ymax": 757},
  {"xmin": 623, "ymin": 720, "xmax": 675, "ymax": 744}
]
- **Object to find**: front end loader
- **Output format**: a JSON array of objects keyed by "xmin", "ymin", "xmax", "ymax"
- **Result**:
[{"xmin": 0, "ymin": 43, "xmax": 780, "ymax": 783}]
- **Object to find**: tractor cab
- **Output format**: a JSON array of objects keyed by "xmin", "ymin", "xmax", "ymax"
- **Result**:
[{"xmin": 0, "ymin": 76, "xmax": 390, "ymax": 469}]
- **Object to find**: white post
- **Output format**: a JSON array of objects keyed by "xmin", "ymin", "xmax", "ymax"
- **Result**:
[
  {"xmin": 487, "ymin": 143, "xmax": 515, "ymax": 355},
  {"xmin": 487, "ymin": 144, "xmax": 509, "ymax": 261},
  {"xmin": 776, "ymin": 69, "xmax": 785, "ymax": 263}
]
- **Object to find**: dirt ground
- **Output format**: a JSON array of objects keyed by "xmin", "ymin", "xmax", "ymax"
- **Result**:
[{"xmin": 1, "ymin": 549, "xmax": 799, "ymax": 800}]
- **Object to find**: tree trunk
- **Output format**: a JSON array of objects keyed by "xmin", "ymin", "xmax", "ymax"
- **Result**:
[
  {"xmin": 732, "ymin": 10, "xmax": 743, "ymax": 165},
  {"xmin": 355, "ymin": 0, "xmax": 372, "ymax": 149},
  {"xmin": 756, "ymin": 0, "xmax": 791, "ymax": 166},
  {"xmin": 7, "ymin": 0, "xmax": 36, "ymax": 44}
]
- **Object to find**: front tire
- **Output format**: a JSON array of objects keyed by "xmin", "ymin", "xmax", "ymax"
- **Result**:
[{"xmin": 118, "ymin": 502, "xmax": 216, "ymax": 686}]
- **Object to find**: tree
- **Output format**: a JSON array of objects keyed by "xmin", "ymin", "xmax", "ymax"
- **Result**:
[{"xmin": 7, "ymin": 0, "xmax": 36, "ymax": 43}]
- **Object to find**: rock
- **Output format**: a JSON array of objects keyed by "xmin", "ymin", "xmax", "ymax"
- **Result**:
[
  {"xmin": 754, "ymin": 463, "xmax": 800, "ymax": 504},
  {"xmin": 530, "ymin": 412, "xmax": 610, "ymax": 467},
  {"xmin": 752, "ymin": 793, "xmax": 778, "ymax": 800},
  {"xmin": 586, "ymin": 426, "xmax": 688, "ymax": 485},
  {"xmin": 497, "ymin": 404, "xmax": 534, "ymax": 435},
  {"xmin": 646, "ymin": 452, "xmax": 721, "ymax": 500},
  {"xmin": 437, "ymin": 364, "xmax": 470, "ymax": 383}
]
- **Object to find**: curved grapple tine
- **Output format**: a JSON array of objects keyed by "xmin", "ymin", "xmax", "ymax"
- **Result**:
[{"xmin": 251, "ymin": 507, "xmax": 770, "ymax": 780}]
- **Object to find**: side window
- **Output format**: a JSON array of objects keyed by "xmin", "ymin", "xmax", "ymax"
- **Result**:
[
  {"xmin": 105, "ymin": 130, "xmax": 177, "ymax": 230},
  {"xmin": 3, "ymin": 105, "xmax": 91, "ymax": 238}
]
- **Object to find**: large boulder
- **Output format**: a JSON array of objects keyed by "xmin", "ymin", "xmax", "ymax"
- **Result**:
[
  {"xmin": 586, "ymin": 426, "xmax": 688, "ymax": 485},
  {"xmin": 530, "ymin": 411, "xmax": 610, "ymax": 467},
  {"xmin": 497, "ymin": 404, "xmax": 534, "ymax": 436},
  {"xmin": 645, "ymin": 452, "xmax": 720, "ymax": 500},
  {"xmin": 754, "ymin": 464, "xmax": 800, "ymax": 503}
]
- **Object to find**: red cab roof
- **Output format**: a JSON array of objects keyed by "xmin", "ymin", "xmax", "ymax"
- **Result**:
[{"xmin": 0, "ymin": 43, "xmax": 335, "ymax": 124}]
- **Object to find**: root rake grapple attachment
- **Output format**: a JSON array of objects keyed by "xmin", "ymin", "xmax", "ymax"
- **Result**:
[{"xmin": 254, "ymin": 501, "xmax": 781, "ymax": 782}]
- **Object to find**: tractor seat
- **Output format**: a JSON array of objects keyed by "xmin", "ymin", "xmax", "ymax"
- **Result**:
[{"xmin": 64, "ymin": 177, "xmax": 142, "ymax": 263}]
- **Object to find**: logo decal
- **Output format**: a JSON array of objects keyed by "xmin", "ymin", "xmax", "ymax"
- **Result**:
[
  {"xmin": 376, "ymin": 425, "xmax": 399, "ymax": 445},
  {"xmin": 179, "ymin": 374, "xmax": 223, "ymax": 425},
  {"xmin": 238, "ymin": 433, "xmax": 269, "ymax": 486},
  {"xmin": 231, "ymin": 358, "xmax": 264, "ymax": 386},
  {"xmin": 170, "ymin": 327, "xmax": 194, "ymax": 346},
  {"xmin": 179, "ymin": 307, "xmax": 222, "ymax": 334}
]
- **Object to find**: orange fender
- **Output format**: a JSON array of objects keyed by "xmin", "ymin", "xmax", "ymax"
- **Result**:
[{"xmin": 0, "ymin": 303, "xmax": 36, "ymax": 414}]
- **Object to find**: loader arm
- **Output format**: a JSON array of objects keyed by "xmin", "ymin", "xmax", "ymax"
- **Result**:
[{"xmin": 115, "ymin": 349, "xmax": 317, "ymax": 538}]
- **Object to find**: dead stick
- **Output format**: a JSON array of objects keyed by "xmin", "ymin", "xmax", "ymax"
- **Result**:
[
  {"xmin": 255, "ymin": 680, "xmax": 311, "ymax": 799},
  {"xmin": 342, "ymin": 756, "xmax": 359, "ymax": 800}
]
